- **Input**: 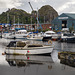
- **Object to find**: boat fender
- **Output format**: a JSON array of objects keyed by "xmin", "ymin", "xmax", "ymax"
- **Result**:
[
  {"xmin": 27, "ymin": 35, "xmax": 29, "ymax": 37},
  {"xmin": 2, "ymin": 52, "xmax": 5, "ymax": 55},
  {"xmin": 48, "ymin": 40, "xmax": 52, "ymax": 45}
]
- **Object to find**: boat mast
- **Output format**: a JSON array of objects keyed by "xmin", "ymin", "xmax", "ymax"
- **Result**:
[
  {"xmin": 37, "ymin": 8, "xmax": 38, "ymax": 31},
  {"xmin": 31, "ymin": 16, "xmax": 32, "ymax": 31},
  {"xmin": 44, "ymin": 16, "xmax": 45, "ymax": 23},
  {"xmin": 14, "ymin": 15, "xmax": 15, "ymax": 29},
  {"xmin": 7, "ymin": 12, "xmax": 10, "ymax": 32},
  {"xmin": 7, "ymin": 13, "xmax": 9, "ymax": 24},
  {"xmin": 18, "ymin": 16, "xmax": 19, "ymax": 28}
]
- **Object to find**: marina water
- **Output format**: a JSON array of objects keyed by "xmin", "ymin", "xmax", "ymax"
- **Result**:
[{"xmin": 0, "ymin": 38, "xmax": 75, "ymax": 75}]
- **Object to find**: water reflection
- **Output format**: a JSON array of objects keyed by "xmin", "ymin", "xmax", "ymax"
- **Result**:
[
  {"xmin": 52, "ymin": 41, "xmax": 75, "ymax": 51},
  {"xmin": 6, "ymin": 55, "xmax": 54, "ymax": 69}
]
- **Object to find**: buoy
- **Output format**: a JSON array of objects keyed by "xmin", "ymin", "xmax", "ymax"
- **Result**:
[{"xmin": 27, "ymin": 50, "xmax": 29, "ymax": 53}]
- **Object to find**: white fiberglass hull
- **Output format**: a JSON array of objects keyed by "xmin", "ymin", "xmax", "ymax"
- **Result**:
[
  {"xmin": 27, "ymin": 37, "xmax": 43, "ymax": 41},
  {"xmin": 4, "ymin": 33, "xmax": 28, "ymax": 39},
  {"xmin": 14, "ymin": 34, "xmax": 28, "ymax": 39},
  {"xmin": 5, "ymin": 46, "xmax": 53, "ymax": 55}
]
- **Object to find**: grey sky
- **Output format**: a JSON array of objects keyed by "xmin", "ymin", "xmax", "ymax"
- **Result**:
[{"xmin": 0, "ymin": 0, "xmax": 75, "ymax": 14}]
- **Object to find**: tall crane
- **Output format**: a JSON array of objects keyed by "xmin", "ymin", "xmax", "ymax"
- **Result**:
[
  {"xmin": 28, "ymin": 2, "xmax": 37, "ymax": 16},
  {"xmin": 28, "ymin": 2, "xmax": 34, "ymax": 11},
  {"xmin": 28, "ymin": 2, "xmax": 42, "ymax": 31}
]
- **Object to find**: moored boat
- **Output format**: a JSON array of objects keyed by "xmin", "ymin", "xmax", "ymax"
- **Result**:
[
  {"xmin": 27, "ymin": 33, "xmax": 43, "ymax": 41},
  {"xmin": 14, "ymin": 30, "xmax": 28, "ymax": 39},
  {"xmin": 58, "ymin": 33, "xmax": 75, "ymax": 43},
  {"xmin": 5, "ymin": 40, "xmax": 53, "ymax": 55},
  {"xmin": 3, "ymin": 30, "xmax": 28, "ymax": 39},
  {"xmin": 42, "ymin": 30, "xmax": 59, "ymax": 41}
]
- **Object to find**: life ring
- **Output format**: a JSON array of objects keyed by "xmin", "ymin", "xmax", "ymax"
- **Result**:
[{"xmin": 48, "ymin": 40, "xmax": 52, "ymax": 45}]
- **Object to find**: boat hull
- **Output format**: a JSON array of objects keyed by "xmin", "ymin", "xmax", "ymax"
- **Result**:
[
  {"xmin": 59, "ymin": 38, "xmax": 75, "ymax": 43},
  {"xmin": 27, "ymin": 37, "xmax": 43, "ymax": 41},
  {"xmin": 5, "ymin": 47, "xmax": 53, "ymax": 55}
]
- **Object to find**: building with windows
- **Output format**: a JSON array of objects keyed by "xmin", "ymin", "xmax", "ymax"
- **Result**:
[
  {"xmin": 52, "ymin": 13, "xmax": 75, "ymax": 31},
  {"xmin": 13, "ymin": 23, "xmax": 51, "ymax": 31}
]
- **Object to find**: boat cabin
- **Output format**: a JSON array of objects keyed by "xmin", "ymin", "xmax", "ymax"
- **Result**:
[
  {"xmin": 61, "ymin": 33, "xmax": 74, "ymax": 38},
  {"xmin": 7, "ymin": 41, "xmax": 43, "ymax": 48},
  {"xmin": 63, "ymin": 33, "xmax": 74, "ymax": 37},
  {"xmin": 7, "ymin": 41, "xmax": 26, "ymax": 47}
]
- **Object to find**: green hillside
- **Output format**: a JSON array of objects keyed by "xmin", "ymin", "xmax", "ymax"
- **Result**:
[{"xmin": 0, "ymin": 5, "xmax": 58, "ymax": 24}]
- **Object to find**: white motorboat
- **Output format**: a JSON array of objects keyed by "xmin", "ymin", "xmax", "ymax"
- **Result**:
[
  {"xmin": 14, "ymin": 30, "xmax": 28, "ymax": 39},
  {"xmin": 2, "ymin": 32, "xmax": 14, "ymax": 39},
  {"xmin": 3, "ymin": 30, "xmax": 28, "ymax": 39},
  {"xmin": 42, "ymin": 31, "xmax": 59, "ymax": 41},
  {"xmin": 27, "ymin": 33, "xmax": 43, "ymax": 41},
  {"xmin": 58, "ymin": 33, "xmax": 75, "ymax": 43},
  {"xmin": 5, "ymin": 40, "xmax": 53, "ymax": 55}
]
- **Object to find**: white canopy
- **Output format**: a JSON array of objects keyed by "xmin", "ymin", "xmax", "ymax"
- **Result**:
[
  {"xmin": 18, "ymin": 30, "xmax": 27, "ymax": 33},
  {"xmin": 45, "ymin": 31, "xmax": 55, "ymax": 34}
]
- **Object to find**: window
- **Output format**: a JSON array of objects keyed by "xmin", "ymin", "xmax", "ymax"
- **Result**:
[{"xmin": 62, "ymin": 20, "xmax": 67, "ymax": 28}]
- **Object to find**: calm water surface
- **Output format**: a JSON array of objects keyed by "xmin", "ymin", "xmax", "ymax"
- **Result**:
[{"xmin": 0, "ymin": 38, "xmax": 75, "ymax": 75}]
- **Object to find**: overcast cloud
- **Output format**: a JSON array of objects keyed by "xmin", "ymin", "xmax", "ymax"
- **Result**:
[{"xmin": 0, "ymin": 0, "xmax": 75, "ymax": 14}]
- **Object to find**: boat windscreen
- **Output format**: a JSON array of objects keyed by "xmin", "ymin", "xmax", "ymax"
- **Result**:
[
  {"xmin": 63, "ymin": 33, "xmax": 74, "ymax": 36},
  {"xmin": 28, "ymin": 45, "xmax": 43, "ymax": 47},
  {"xmin": 17, "ymin": 41, "xmax": 26, "ymax": 47},
  {"xmin": 7, "ymin": 41, "xmax": 16, "ymax": 47}
]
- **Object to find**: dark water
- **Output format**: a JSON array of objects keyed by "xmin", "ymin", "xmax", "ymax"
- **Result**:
[{"xmin": 0, "ymin": 38, "xmax": 75, "ymax": 75}]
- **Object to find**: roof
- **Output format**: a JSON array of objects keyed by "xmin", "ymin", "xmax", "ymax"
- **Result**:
[
  {"xmin": 18, "ymin": 30, "xmax": 27, "ymax": 32},
  {"xmin": 63, "ymin": 13, "xmax": 75, "ymax": 19},
  {"xmin": 0, "ymin": 23, "xmax": 11, "ymax": 26},
  {"xmin": 52, "ymin": 13, "xmax": 75, "ymax": 24}
]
